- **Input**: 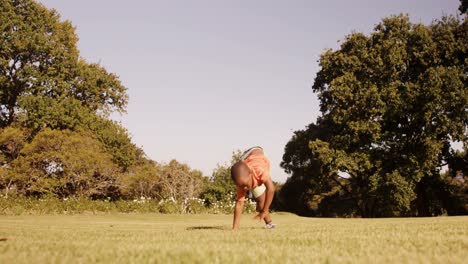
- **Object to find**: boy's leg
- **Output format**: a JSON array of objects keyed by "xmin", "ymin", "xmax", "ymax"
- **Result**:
[{"xmin": 255, "ymin": 192, "xmax": 272, "ymax": 224}]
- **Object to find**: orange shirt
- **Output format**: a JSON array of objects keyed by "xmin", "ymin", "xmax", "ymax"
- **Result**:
[{"xmin": 236, "ymin": 151, "xmax": 271, "ymax": 201}]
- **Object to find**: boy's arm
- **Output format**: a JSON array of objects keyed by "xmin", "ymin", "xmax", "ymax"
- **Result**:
[
  {"xmin": 255, "ymin": 178, "xmax": 275, "ymax": 221},
  {"xmin": 232, "ymin": 199, "xmax": 244, "ymax": 230},
  {"xmin": 262, "ymin": 178, "xmax": 275, "ymax": 213}
]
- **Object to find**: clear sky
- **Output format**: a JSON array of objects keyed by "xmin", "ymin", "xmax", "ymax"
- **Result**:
[{"xmin": 38, "ymin": 0, "xmax": 459, "ymax": 182}]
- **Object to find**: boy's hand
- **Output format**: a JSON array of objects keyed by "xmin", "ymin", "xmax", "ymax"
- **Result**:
[{"xmin": 254, "ymin": 210, "xmax": 269, "ymax": 221}]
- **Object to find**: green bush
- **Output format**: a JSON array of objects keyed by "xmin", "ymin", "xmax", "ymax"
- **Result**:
[{"xmin": 157, "ymin": 198, "xmax": 182, "ymax": 214}]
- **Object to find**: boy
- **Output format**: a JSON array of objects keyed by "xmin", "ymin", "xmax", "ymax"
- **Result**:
[{"xmin": 231, "ymin": 146, "xmax": 276, "ymax": 230}]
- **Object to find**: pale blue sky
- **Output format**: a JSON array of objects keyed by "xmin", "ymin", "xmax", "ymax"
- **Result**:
[{"xmin": 38, "ymin": 0, "xmax": 459, "ymax": 182}]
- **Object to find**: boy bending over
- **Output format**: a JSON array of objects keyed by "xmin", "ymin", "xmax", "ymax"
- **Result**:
[{"xmin": 230, "ymin": 146, "xmax": 276, "ymax": 230}]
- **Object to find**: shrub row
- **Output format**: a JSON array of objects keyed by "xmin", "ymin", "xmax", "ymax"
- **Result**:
[{"xmin": 0, "ymin": 195, "xmax": 257, "ymax": 215}]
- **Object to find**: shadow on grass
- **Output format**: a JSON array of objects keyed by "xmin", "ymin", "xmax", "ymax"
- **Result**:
[
  {"xmin": 186, "ymin": 226, "xmax": 264, "ymax": 231},
  {"xmin": 186, "ymin": 226, "xmax": 227, "ymax": 231}
]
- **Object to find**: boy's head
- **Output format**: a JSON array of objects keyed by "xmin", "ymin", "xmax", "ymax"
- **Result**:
[{"xmin": 231, "ymin": 161, "xmax": 252, "ymax": 190}]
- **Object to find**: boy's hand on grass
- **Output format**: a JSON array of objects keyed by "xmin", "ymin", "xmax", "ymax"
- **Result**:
[{"xmin": 254, "ymin": 211, "xmax": 269, "ymax": 221}]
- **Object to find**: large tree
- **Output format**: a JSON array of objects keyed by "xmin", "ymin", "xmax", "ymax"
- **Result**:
[
  {"xmin": 0, "ymin": 0, "xmax": 147, "ymax": 198},
  {"xmin": 0, "ymin": 0, "xmax": 144, "ymax": 172},
  {"xmin": 0, "ymin": 0, "xmax": 127, "ymax": 129},
  {"xmin": 282, "ymin": 14, "xmax": 467, "ymax": 217}
]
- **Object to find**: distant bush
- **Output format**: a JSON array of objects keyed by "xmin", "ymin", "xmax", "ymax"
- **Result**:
[{"xmin": 5, "ymin": 129, "xmax": 121, "ymax": 199}]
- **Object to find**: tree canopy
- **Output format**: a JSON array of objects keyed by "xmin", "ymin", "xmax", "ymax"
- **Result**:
[
  {"xmin": 280, "ymin": 14, "xmax": 467, "ymax": 217},
  {"xmin": 460, "ymin": 0, "xmax": 468, "ymax": 15},
  {"xmin": 0, "ymin": 0, "xmax": 127, "ymax": 130},
  {"xmin": 0, "ymin": 0, "xmax": 153, "ymax": 199}
]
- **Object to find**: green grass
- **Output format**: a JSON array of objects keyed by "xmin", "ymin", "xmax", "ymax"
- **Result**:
[{"xmin": 0, "ymin": 214, "xmax": 467, "ymax": 263}]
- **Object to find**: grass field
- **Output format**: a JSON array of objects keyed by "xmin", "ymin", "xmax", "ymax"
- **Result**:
[{"xmin": 0, "ymin": 213, "xmax": 467, "ymax": 263}]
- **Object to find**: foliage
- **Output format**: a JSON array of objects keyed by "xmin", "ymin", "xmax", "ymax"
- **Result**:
[
  {"xmin": 414, "ymin": 168, "xmax": 468, "ymax": 216},
  {"xmin": 0, "ymin": 0, "xmax": 127, "ymax": 129},
  {"xmin": 0, "ymin": 0, "xmax": 146, "ymax": 200},
  {"xmin": 201, "ymin": 165, "xmax": 234, "ymax": 206},
  {"xmin": 200, "ymin": 150, "xmax": 241, "ymax": 206},
  {"xmin": 86, "ymin": 116, "xmax": 144, "ymax": 171},
  {"xmin": 0, "ymin": 194, "xmax": 256, "ymax": 215},
  {"xmin": 447, "ymin": 147, "xmax": 468, "ymax": 177},
  {"xmin": 281, "ymin": 14, "xmax": 468, "ymax": 217},
  {"xmin": 117, "ymin": 159, "xmax": 162, "ymax": 199},
  {"xmin": 461, "ymin": 0, "xmax": 468, "ymax": 15},
  {"xmin": 157, "ymin": 160, "xmax": 208, "ymax": 212},
  {"xmin": 0, "ymin": 195, "xmax": 158, "ymax": 215},
  {"xmin": 6, "ymin": 128, "xmax": 121, "ymax": 199},
  {"xmin": 0, "ymin": 126, "xmax": 29, "ymax": 163},
  {"xmin": 278, "ymin": 124, "xmax": 328, "ymax": 215}
]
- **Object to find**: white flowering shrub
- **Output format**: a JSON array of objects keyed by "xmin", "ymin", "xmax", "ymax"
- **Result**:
[
  {"xmin": 133, "ymin": 196, "xmax": 151, "ymax": 204},
  {"xmin": 0, "ymin": 193, "xmax": 259, "ymax": 215},
  {"xmin": 244, "ymin": 199, "xmax": 257, "ymax": 214},
  {"xmin": 205, "ymin": 192, "xmax": 257, "ymax": 214},
  {"xmin": 154, "ymin": 192, "xmax": 258, "ymax": 214},
  {"xmin": 185, "ymin": 197, "xmax": 206, "ymax": 214}
]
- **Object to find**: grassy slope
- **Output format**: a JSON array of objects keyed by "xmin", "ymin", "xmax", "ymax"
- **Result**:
[{"xmin": 0, "ymin": 213, "xmax": 467, "ymax": 263}]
